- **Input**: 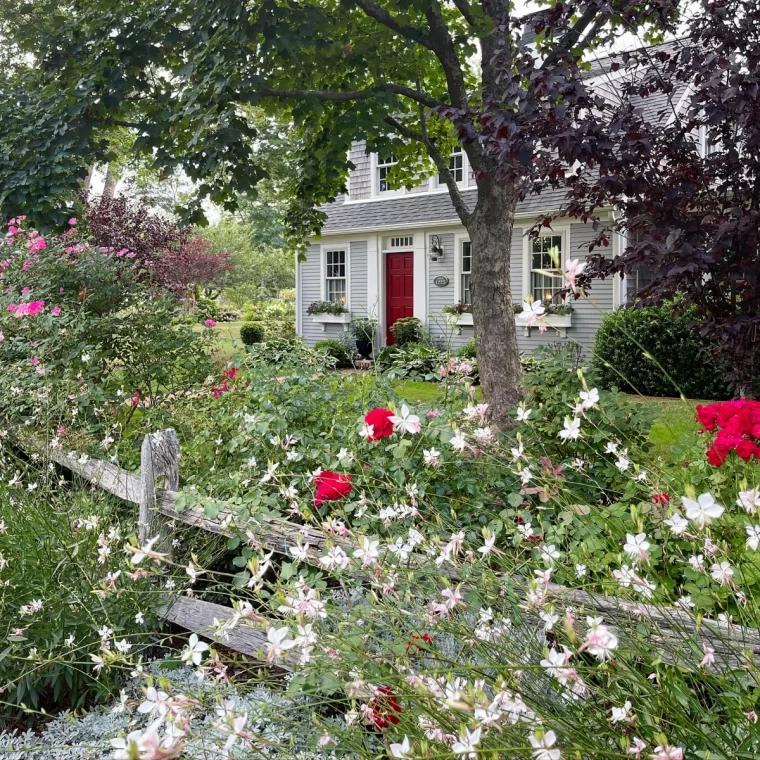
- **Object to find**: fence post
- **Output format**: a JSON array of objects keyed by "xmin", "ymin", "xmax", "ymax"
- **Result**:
[{"xmin": 138, "ymin": 429, "xmax": 180, "ymax": 552}]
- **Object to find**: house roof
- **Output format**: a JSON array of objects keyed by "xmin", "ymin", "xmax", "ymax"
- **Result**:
[{"xmin": 321, "ymin": 186, "xmax": 573, "ymax": 234}]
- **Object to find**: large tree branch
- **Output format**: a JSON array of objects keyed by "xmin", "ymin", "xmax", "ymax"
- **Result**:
[
  {"xmin": 451, "ymin": 0, "xmax": 478, "ymax": 27},
  {"xmin": 425, "ymin": 0, "xmax": 470, "ymax": 108},
  {"xmin": 351, "ymin": 0, "xmax": 434, "ymax": 48},
  {"xmin": 384, "ymin": 114, "xmax": 473, "ymax": 225},
  {"xmin": 540, "ymin": 4, "xmax": 600, "ymax": 69}
]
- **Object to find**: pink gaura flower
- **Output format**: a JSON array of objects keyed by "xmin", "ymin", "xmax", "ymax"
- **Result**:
[{"xmin": 50, "ymin": 306, "xmax": 61, "ymax": 317}]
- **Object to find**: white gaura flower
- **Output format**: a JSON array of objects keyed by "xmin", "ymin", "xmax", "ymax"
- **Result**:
[
  {"xmin": 529, "ymin": 729, "xmax": 560, "ymax": 760},
  {"xmin": 540, "ymin": 544, "xmax": 561, "ymax": 565},
  {"xmin": 137, "ymin": 686, "xmax": 170, "ymax": 716},
  {"xmin": 711, "ymin": 561, "xmax": 734, "ymax": 586},
  {"xmin": 580, "ymin": 387, "xmax": 599, "ymax": 409},
  {"xmin": 737, "ymin": 489, "xmax": 760, "ymax": 515},
  {"xmin": 423, "ymin": 448, "xmax": 441, "ymax": 467},
  {"xmin": 352, "ymin": 536, "xmax": 380, "ymax": 566},
  {"xmin": 181, "ymin": 633, "xmax": 210, "ymax": 666},
  {"xmin": 582, "ymin": 616, "xmax": 618, "ymax": 660},
  {"xmin": 390, "ymin": 405, "xmax": 422, "ymax": 434},
  {"xmin": 319, "ymin": 546, "xmax": 350, "ymax": 570},
  {"xmin": 604, "ymin": 441, "xmax": 619, "ymax": 454},
  {"xmin": 452, "ymin": 726, "xmax": 481, "ymax": 759},
  {"xmin": 130, "ymin": 535, "xmax": 167, "ymax": 565},
  {"xmin": 575, "ymin": 563, "xmax": 587, "ymax": 578},
  {"xmin": 558, "ymin": 416, "xmax": 581, "ymax": 442},
  {"xmin": 516, "ymin": 405, "xmax": 533, "ymax": 422},
  {"xmin": 110, "ymin": 718, "xmax": 165, "ymax": 760},
  {"xmin": 520, "ymin": 300, "xmax": 546, "ymax": 329},
  {"xmin": 682, "ymin": 493, "xmax": 724, "ymax": 527},
  {"xmin": 450, "ymin": 432, "xmax": 467, "ymax": 452},
  {"xmin": 688, "ymin": 554, "xmax": 705, "ymax": 572},
  {"xmin": 664, "ymin": 513, "xmax": 688, "ymax": 536},
  {"xmin": 390, "ymin": 736, "xmax": 412, "ymax": 759},
  {"xmin": 610, "ymin": 700, "xmax": 633, "ymax": 724},
  {"xmin": 623, "ymin": 533, "xmax": 651, "ymax": 564},
  {"xmin": 264, "ymin": 626, "xmax": 296, "ymax": 663},
  {"xmin": 540, "ymin": 646, "xmax": 572, "ymax": 683},
  {"xmin": 615, "ymin": 449, "xmax": 631, "ymax": 472}
]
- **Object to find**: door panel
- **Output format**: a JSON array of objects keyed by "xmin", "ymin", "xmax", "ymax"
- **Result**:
[{"xmin": 386, "ymin": 252, "xmax": 415, "ymax": 345}]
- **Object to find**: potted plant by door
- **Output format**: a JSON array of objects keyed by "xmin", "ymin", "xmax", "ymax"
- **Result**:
[{"xmin": 350, "ymin": 317, "xmax": 377, "ymax": 359}]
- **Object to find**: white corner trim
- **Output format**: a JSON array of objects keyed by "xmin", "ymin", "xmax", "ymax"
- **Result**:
[
  {"xmin": 295, "ymin": 251, "xmax": 302, "ymax": 336},
  {"xmin": 413, "ymin": 234, "xmax": 427, "ymax": 322}
]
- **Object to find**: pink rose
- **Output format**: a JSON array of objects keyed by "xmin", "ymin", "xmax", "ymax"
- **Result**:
[
  {"xmin": 204, "ymin": 319, "xmax": 217, "ymax": 328},
  {"xmin": 51, "ymin": 306, "xmax": 61, "ymax": 317},
  {"xmin": 68, "ymin": 217, "xmax": 77, "ymax": 226}
]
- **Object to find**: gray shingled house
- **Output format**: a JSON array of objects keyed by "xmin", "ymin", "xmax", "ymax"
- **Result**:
[{"xmin": 295, "ymin": 43, "xmax": 686, "ymax": 354}]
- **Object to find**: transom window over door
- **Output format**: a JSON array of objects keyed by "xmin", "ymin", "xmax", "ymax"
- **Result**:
[
  {"xmin": 377, "ymin": 154, "xmax": 398, "ymax": 193},
  {"xmin": 461, "ymin": 240, "xmax": 472, "ymax": 304},
  {"xmin": 325, "ymin": 249, "xmax": 347, "ymax": 304},
  {"xmin": 531, "ymin": 234, "xmax": 564, "ymax": 304}
]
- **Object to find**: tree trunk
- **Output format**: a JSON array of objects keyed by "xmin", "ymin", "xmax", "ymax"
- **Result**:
[
  {"xmin": 83, "ymin": 164, "xmax": 95, "ymax": 195},
  {"xmin": 466, "ymin": 180, "xmax": 523, "ymax": 429},
  {"xmin": 102, "ymin": 164, "xmax": 118, "ymax": 199}
]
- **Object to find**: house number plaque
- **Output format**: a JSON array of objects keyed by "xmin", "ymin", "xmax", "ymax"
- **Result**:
[{"xmin": 433, "ymin": 276, "xmax": 449, "ymax": 287}]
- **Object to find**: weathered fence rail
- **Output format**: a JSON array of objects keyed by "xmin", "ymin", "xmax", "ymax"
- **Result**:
[{"xmin": 34, "ymin": 428, "xmax": 760, "ymax": 671}]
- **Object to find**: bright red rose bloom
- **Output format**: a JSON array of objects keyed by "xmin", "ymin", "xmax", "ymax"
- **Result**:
[
  {"xmin": 364, "ymin": 408, "xmax": 395, "ymax": 441},
  {"xmin": 652, "ymin": 493, "xmax": 670, "ymax": 505},
  {"xmin": 367, "ymin": 686, "xmax": 402, "ymax": 730},
  {"xmin": 697, "ymin": 400, "xmax": 760, "ymax": 467},
  {"xmin": 736, "ymin": 440, "xmax": 760, "ymax": 462},
  {"xmin": 314, "ymin": 471, "xmax": 353, "ymax": 506}
]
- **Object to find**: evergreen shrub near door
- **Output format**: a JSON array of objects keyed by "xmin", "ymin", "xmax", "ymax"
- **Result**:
[{"xmin": 593, "ymin": 304, "xmax": 731, "ymax": 399}]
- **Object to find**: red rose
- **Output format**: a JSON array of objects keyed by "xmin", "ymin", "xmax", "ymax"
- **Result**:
[
  {"xmin": 367, "ymin": 686, "xmax": 402, "ymax": 730},
  {"xmin": 314, "ymin": 471, "xmax": 353, "ymax": 506},
  {"xmin": 736, "ymin": 440, "xmax": 760, "ymax": 462},
  {"xmin": 364, "ymin": 408, "xmax": 395, "ymax": 441},
  {"xmin": 405, "ymin": 633, "xmax": 433, "ymax": 655},
  {"xmin": 652, "ymin": 493, "xmax": 670, "ymax": 505},
  {"xmin": 706, "ymin": 445, "xmax": 726, "ymax": 467}
]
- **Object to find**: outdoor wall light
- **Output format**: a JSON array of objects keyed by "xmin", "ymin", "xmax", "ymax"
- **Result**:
[{"xmin": 429, "ymin": 235, "xmax": 444, "ymax": 261}]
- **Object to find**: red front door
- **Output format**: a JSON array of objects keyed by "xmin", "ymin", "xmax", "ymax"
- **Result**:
[{"xmin": 386, "ymin": 252, "xmax": 414, "ymax": 344}]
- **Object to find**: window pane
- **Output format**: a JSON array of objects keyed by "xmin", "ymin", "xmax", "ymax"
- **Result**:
[
  {"xmin": 462, "ymin": 273, "xmax": 471, "ymax": 304},
  {"xmin": 531, "ymin": 235, "xmax": 564, "ymax": 304},
  {"xmin": 462, "ymin": 241, "xmax": 471, "ymax": 274}
]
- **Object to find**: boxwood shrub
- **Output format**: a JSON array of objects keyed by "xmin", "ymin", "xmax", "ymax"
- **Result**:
[
  {"xmin": 592, "ymin": 304, "xmax": 731, "ymax": 399},
  {"xmin": 240, "ymin": 322, "xmax": 265, "ymax": 345}
]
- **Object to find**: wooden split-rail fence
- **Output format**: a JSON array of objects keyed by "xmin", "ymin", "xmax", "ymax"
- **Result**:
[{"xmin": 37, "ymin": 428, "xmax": 760, "ymax": 671}]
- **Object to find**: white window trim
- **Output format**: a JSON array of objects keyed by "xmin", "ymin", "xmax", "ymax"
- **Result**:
[
  {"xmin": 521, "ymin": 224, "xmax": 571, "ymax": 305},
  {"xmin": 435, "ymin": 148, "xmax": 469, "ymax": 190},
  {"xmin": 319, "ymin": 243, "xmax": 351, "ymax": 310},
  {"xmin": 453, "ymin": 233, "xmax": 471, "ymax": 305},
  {"xmin": 372, "ymin": 153, "xmax": 405, "ymax": 198}
]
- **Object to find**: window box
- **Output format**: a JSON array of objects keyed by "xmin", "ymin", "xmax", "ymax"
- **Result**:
[
  {"xmin": 456, "ymin": 313, "xmax": 474, "ymax": 326},
  {"xmin": 310, "ymin": 312, "xmax": 351, "ymax": 331},
  {"xmin": 516, "ymin": 312, "xmax": 573, "ymax": 336}
]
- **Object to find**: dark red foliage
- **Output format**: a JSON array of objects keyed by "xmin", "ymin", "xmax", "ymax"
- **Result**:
[
  {"xmin": 473, "ymin": 0, "xmax": 760, "ymax": 395},
  {"xmin": 153, "ymin": 236, "xmax": 229, "ymax": 296},
  {"xmin": 696, "ymin": 400, "xmax": 760, "ymax": 466},
  {"xmin": 85, "ymin": 195, "xmax": 188, "ymax": 263}
]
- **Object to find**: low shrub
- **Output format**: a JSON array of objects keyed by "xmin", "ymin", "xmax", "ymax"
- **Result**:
[
  {"xmin": 245, "ymin": 337, "xmax": 334, "ymax": 370},
  {"xmin": 314, "ymin": 338, "xmax": 354, "ymax": 368},
  {"xmin": 240, "ymin": 322, "xmax": 266, "ymax": 345},
  {"xmin": 389, "ymin": 317, "xmax": 423, "ymax": 345},
  {"xmin": 263, "ymin": 318, "xmax": 296, "ymax": 339},
  {"xmin": 457, "ymin": 336, "xmax": 478, "ymax": 359},
  {"xmin": 593, "ymin": 304, "xmax": 731, "ymax": 399},
  {"xmin": 381, "ymin": 342, "xmax": 447, "ymax": 381}
]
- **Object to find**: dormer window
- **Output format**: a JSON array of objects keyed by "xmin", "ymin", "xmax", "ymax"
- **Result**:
[{"xmin": 377, "ymin": 154, "xmax": 398, "ymax": 193}]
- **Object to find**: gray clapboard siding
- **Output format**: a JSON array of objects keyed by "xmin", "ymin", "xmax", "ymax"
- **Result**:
[
  {"xmin": 426, "ymin": 232, "xmax": 468, "ymax": 349},
  {"xmin": 348, "ymin": 142, "xmax": 371, "ymax": 201},
  {"xmin": 350, "ymin": 241, "xmax": 368, "ymax": 317},
  {"xmin": 299, "ymin": 244, "xmax": 347, "ymax": 344}
]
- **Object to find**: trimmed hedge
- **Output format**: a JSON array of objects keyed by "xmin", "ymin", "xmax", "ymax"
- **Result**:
[
  {"xmin": 240, "ymin": 322, "xmax": 265, "ymax": 345},
  {"xmin": 592, "ymin": 305, "xmax": 731, "ymax": 399}
]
